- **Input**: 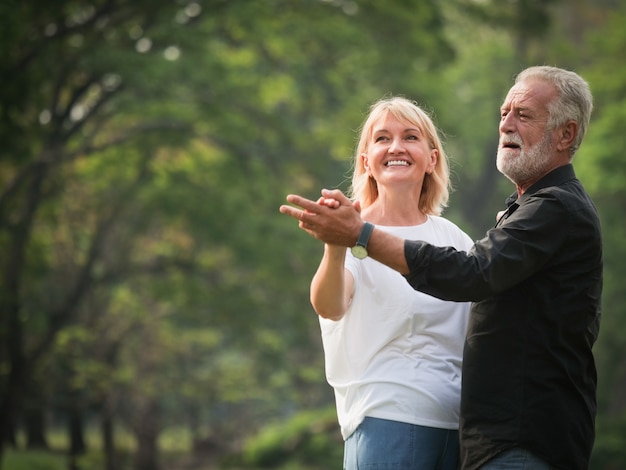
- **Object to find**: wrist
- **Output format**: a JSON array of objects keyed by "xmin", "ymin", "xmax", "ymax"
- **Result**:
[{"xmin": 350, "ymin": 222, "xmax": 374, "ymax": 260}]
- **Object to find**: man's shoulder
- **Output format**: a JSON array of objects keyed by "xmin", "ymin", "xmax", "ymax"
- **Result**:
[{"xmin": 533, "ymin": 177, "xmax": 595, "ymax": 211}]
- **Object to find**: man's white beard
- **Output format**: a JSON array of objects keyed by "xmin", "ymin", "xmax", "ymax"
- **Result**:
[{"xmin": 497, "ymin": 131, "xmax": 554, "ymax": 185}]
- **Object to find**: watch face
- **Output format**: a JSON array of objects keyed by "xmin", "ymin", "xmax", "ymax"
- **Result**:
[{"xmin": 351, "ymin": 245, "xmax": 368, "ymax": 259}]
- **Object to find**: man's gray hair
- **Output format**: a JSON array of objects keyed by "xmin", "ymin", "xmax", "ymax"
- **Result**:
[{"xmin": 515, "ymin": 66, "xmax": 593, "ymax": 157}]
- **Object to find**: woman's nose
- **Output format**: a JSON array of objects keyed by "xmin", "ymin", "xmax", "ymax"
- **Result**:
[{"xmin": 388, "ymin": 137, "xmax": 405, "ymax": 153}]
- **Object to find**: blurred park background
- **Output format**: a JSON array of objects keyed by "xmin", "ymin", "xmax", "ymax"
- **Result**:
[{"xmin": 1, "ymin": 0, "xmax": 625, "ymax": 469}]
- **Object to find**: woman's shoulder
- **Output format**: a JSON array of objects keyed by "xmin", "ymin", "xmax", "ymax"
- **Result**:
[
  {"xmin": 428, "ymin": 214, "xmax": 464, "ymax": 231},
  {"xmin": 427, "ymin": 215, "xmax": 474, "ymax": 249}
]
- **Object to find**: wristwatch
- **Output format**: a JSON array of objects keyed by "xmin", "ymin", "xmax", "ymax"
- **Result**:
[{"xmin": 351, "ymin": 222, "xmax": 374, "ymax": 259}]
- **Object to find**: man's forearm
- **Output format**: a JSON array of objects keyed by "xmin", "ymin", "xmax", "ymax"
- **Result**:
[{"xmin": 366, "ymin": 228, "xmax": 410, "ymax": 275}]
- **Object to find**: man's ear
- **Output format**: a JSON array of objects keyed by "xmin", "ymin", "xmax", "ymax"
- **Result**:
[{"xmin": 557, "ymin": 121, "xmax": 578, "ymax": 152}]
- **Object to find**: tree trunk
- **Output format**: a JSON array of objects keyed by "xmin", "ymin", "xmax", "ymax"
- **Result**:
[
  {"xmin": 133, "ymin": 398, "xmax": 161, "ymax": 470},
  {"xmin": 21, "ymin": 375, "xmax": 49, "ymax": 451},
  {"xmin": 68, "ymin": 398, "xmax": 86, "ymax": 455},
  {"xmin": 24, "ymin": 407, "xmax": 48, "ymax": 450},
  {"xmin": 102, "ymin": 410, "xmax": 118, "ymax": 470},
  {"xmin": 0, "ymin": 410, "xmax": 17, "ymax": 449},
  {"xmin": 0, "ymin": 161, "xmax": 49, "ymax": 466}
]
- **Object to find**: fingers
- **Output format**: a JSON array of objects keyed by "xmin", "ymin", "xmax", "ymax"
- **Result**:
[
  {"xmin": 279, "ymin": 192, "xmax": 342, "ymax": 228},
  {"xmin": 284, "ymin": 194, "xmax": 323, "ymax": 214},
  {"xmin": 279, "ymin": 204, "xmax": 306, "ymax": 221},
  {"xmin": 279, "ymin": 199, "xmax": 320, "ymax": 227},
  {"xmin": 317, "ymin": 197, "xmax": 340, "ymax": 208},
  {"xmin": 321, "ymin": 188, "xmax": 351, "ymax": 206},
  {"xmin": 280, "ymin": 191, "xmax": 360, "ymax": 246}
]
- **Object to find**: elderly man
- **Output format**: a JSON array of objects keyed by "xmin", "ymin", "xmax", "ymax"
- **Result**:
[{"xmin": 280, "ymin": 66, "xmax": 602, "ymax": 470}]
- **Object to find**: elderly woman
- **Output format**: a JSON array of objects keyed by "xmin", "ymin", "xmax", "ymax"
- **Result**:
[{"xmin": 308, "ymin": 97, "xmax": 472, "ymax": 470}]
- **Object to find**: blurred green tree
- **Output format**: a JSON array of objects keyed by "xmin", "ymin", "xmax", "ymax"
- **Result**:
[
  {"xmin": 0, "ymin": 0, "xmax": 457, "ymax": 468},
  {"xmin": 2, "ymin": 1, "xmax": 625, "ymax": 468}
]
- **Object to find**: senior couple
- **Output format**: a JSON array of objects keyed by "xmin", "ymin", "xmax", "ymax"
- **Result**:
[{"xmin": 279, "ymin": 66, "xmax": 602, "ymax": 470}]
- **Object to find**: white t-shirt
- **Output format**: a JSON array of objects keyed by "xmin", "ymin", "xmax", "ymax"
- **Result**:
[{"xmin": 319, "ymin": 215, "xmax": 474, "ymax": 440}]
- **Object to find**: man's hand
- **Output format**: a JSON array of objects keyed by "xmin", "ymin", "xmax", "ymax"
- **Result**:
[{"xmin": 279, "ymin": 189, "xmax": 364, "ymax": 247}]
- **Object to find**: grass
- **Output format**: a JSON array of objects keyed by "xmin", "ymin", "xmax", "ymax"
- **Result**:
[
  {"xmin": 4, "ymin": 448, "xmax": 66, "ymax": 470},
  {"xmin": 3, "ymin": 424, "xmax": 195, "ymax": 470}
]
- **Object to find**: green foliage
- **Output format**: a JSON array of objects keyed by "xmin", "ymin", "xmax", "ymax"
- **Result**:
[
  {"xmin": 590, "ymin": 414, "xmax": 626, "ymax": 469},
  {"xmin": 564, "ymin": 5, "xmax": 626, "ymax": 438},
  {"xmin": 237, "ymin": 407, "xmax": 342, "ymax": 469},
  {"xmin": 2, "ymin": 1, "xmax": 626, "ymax": 469},
  {"xmin": 3, "ymin": 449, "xmax": 66, "ymax": 470}
]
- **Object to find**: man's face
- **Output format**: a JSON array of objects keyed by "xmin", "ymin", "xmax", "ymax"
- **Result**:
[{"xmin": 496, "ymin": 79, "xmax": 559, "ymax": 188}]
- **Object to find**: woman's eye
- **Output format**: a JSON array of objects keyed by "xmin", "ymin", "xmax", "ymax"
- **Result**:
[{"xmin": 375, "ymin": 136, "xmax": 388, "ymax": 142}]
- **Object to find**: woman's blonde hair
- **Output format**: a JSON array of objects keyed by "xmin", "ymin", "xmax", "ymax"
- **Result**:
[{"xmin": 349, "ymin": 96, "xmax": 450, "ymax": 216}]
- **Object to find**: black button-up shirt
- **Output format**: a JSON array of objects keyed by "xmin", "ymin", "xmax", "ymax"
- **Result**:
[{"xmin": 403, "ymin": 164, "xmax": 603, "ymax": 470}]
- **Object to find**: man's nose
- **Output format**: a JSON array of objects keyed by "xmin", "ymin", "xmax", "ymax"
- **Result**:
[{"xmin": 499, "ymin": 113, "xmax": 516, "ymax": 133}]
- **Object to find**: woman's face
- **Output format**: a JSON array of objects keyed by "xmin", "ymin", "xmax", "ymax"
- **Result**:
[{"xmin": 362, "ymin": 112, "xmax": 437, "ymax": 190}]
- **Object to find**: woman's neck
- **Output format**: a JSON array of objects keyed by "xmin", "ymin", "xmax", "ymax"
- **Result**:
[{"xmin": 362, "ymin": 189, "xmax": 427, "ymax": 226}]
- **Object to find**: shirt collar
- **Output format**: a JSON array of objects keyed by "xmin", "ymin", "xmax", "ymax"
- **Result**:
[
  {"xmin": 506, "ymin": 163, "xmax": 576, "ymax": 207},
  {"xmin": 496, "ymin": 164, "xmax": 576, "ymax": 227}
]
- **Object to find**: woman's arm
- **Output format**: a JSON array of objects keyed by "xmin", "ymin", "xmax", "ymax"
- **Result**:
[{"xmin": 310, "ymin": 244, "xmax": 354, "ymax": 321}]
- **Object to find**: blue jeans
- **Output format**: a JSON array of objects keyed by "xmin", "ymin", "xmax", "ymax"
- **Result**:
[
  {"xmin": 480, "ymin": 448, "xmax": 553, "ymax": 469},
  {"xmin": 343, "ymin": 417, "xmax": 459, "ymax": 469}
]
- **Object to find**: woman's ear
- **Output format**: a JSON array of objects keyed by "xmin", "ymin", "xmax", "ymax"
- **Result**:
[
  {"xmin": 427, "ymin": 149, "xmax": 438, "ymax": 175},
  {"xmin": 362, "ymin": 153, "xmax": 371, "ymax": 176}
]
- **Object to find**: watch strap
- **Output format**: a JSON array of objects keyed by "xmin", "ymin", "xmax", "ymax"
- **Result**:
[{"xmin": 355, "ymin": 222, "xmax": 374, "ymax": 249}]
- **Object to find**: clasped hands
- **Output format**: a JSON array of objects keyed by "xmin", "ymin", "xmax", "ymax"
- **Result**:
[{"xmin": 279, "ymin": 189, "xmax": 364, "ymax": 247}]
